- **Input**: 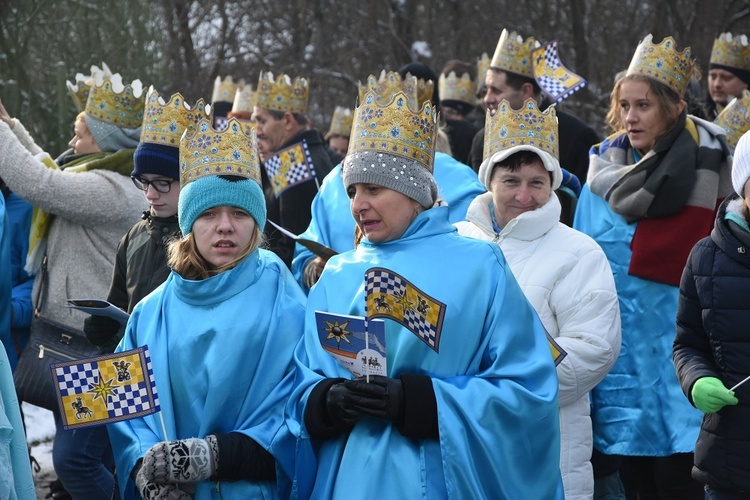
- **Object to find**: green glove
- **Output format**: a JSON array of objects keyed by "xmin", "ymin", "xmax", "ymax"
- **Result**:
[{"xmin": 691, "ymin": 377, "xmax": 739, "ymax": 413}]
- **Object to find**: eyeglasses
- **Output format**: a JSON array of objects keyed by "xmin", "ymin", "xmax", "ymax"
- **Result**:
[{"xmin": 131, "ymin": 176, "xmax": 178, "ymax": 194}]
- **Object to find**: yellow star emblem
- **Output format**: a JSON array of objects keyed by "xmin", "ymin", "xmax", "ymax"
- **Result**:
[
  {"xmin": 324, "ymin": 318, "xmax": 353, "ymax": 347},
  {"xmin": 89, "ymin": 371, "xmax": 116, "ymax": 403},
  {"xmin": 395, "ymin": 291, "xmax": 413, "ymax": 313}
]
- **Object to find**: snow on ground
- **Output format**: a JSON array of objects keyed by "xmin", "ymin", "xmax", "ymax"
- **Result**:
[{"xmin": 23, "ymin": 402, "xmax": 58, "ymax": 498}]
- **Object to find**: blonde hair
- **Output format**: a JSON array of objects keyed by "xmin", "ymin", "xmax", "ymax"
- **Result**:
[{"xmin": 167, "ymin": 226, "xmax": 264, "ymax": 280}]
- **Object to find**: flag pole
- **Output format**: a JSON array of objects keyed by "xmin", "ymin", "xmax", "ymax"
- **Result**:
[
  {"xmin": 729, "ymin": 374, "xmax": 750, "ymax": 392},
  {"xmin": 364, "ymin": 271, "xmax": 370, "ymax": 383},
  {"xmin": 159, "ymin": 412, "xmax": 169, "ymax": 442}
]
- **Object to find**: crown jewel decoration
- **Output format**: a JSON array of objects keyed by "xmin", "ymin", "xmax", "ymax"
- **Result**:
[
  {"xmin": 348, "ymin": 90, "xmax": 438, "ymax": 173},
  {"xmin": 212, "ymin": 76, "xmax": 242, "ymax": 104},
  {"xmin": 231, "ymin": 84, "xmax": 255, "ymax": 114},
  {"xmin": 140, "ymin": 87, "xmax": 213, "ymax": 147},
  {"xmin": 358, "ymin": 71, "xmax": 420, "ymax": 111},
  {"xmin": 490, "ymin": 29, "xmax": 539, "ymax": 78},
  {"xmin": 254, "ymin": 71, "xmax": 309, "ymax": 114},
  {"xmin": 484, "ymin": 98, "xmax": 559, "ymax": 161},
  {"xmin": 477, "ymin": 52, "xmax": 491, "ymax": 91},
  {"xmin": 439, "ymin": 71, "xmax": 477, "ymax": 106},
  {"xmin": 67, "ymin": 64, "xmax": 112, "ymax": 112},
  {"xmin": 85, "ymin": 72, "xmax": 145, "ymax": 129},
  {"xmin": 710, "ymin": 33, "xmax": 750, "ymax": 72},
  {"xmin": 627, "ymin": 34, "xmax": 692, "ymax": 97},
  {"xmin": 714, "ymin": 89, "xmax": 750, "ymax": 150},
  {"xmin": 179, "ymin": 117, "xmax": 262, "ymax": 187},
  {"xmin": 327, "ymin": 106, "xmax": 354, "ymax": 137}
]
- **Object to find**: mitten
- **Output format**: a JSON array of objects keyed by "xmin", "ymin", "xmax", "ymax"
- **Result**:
[
  {"xmin": 141, "ymin": 436, "xmax": 219, "ymax": 484},
  {"xmin": 692, "ymin": 377, "xmax": 739, "ymax": 413},
  {"xmin": 345, "ymin": 375, "xmax": 404, "ymax": 422},
  {"xmin": 135, "ymin": 465, "xmax": 192, "ymax": 499}
]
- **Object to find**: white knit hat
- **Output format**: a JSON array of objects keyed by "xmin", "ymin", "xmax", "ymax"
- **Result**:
[{"xmin": 732, "ymin": 130, "xmax": 750, "ymax": 196}]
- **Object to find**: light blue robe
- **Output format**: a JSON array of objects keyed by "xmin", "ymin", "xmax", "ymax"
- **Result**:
[
  {"xmin": 108, "ymin": 249, "xmax": 306, "ymax": 499},
  {"xmin": 574, "ymin": 184, "xmax": 701, "ymax": 455},
  {"xmin": 291, "ymin": 152, "xmax": 485, "ymax": 290},
  {"xmin": 287, "ymin": 206, "xmax": 563, "ymax": 499}
]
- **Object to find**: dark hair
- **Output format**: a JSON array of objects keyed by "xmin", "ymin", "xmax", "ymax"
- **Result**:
[
  {"xmin": 493, "ymin": 150, "xmax": 552, "ymax": 184},
  {"xmin": 491, "ymin": 68, "xmax": 542, "ymax": 95},
  {"xmin": 265, "ymin": 109, "xmax": 309, "ymax": 127},
  {"xmin": 441, "ymin": 59, "xmax": 475, "ymax": 80}
]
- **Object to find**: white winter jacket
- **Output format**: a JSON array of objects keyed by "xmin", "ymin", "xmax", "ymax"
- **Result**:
[{"xmin": 456, "ymin": 192, "xmax": 621, "ymax": 500}]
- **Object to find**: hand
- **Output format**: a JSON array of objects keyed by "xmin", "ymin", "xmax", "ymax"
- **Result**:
[
  {"xmin": 303, "ymin": 256, "xmax": 327, "ymax": 289},
  {"xmin": 83, "ymin": 314, "xmax": 122, "ymax": 347},
  {"xmin": 345, "ymin": 375, "xmax": 404, "ymax": 422},
  {"xmin": 140, "ymin": 436, "xmax": 218, "ymax": 484},
  {"xmin": 135, "ymin": 466, "xmax": 192, "ymax": 499},
  {"xmin": 692, "ymin": 377, "xmax": 739, "ymax": 413},
  {"xmin": 325, "ymin": 381, "xmax": 370, "ymax": 427},
  {"xmin": 0, "ymin": 99, "xmax": 14, "ymax": 128}
]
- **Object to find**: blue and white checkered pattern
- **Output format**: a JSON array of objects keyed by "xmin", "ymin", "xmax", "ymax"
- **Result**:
[
  {"xmin": 145, "ymin": 349, "xmax": 161, "ymax": 410},
  {"xmin": 532, "ymin": 41, "xmax": 587, "ymax": 103},
  {"xmin": 263, "ymin": 140, "xmax": 316, "ymax": 197},
  {"xmin": 108, "ymin": 381, "xmax": 154, "ymax": 418},
  {"xmin": 56, "ymin": 362, "xmax": 99, "ymax": 397}
]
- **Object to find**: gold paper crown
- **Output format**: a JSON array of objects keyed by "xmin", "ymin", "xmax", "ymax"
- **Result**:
[
  {"xmin": 212, "ymin": 76, "xmax": 242, "ymax": 104},
  {"xmin": 404, "ymin": 72, "xmax": 435, "ymax": 107},
  {"xmin": 348, "ymin": 89, "xmax": 438, "ymax": 173},
  {"xmin": 490, "ymin": 29, "xmax": 539, "ymax": 78},
  {"xmin": 483, "ymin": 98, "xmax": 559, "ymax": 161},
  {"xmin": 710, "ymin": 33, "xmax": 750, "ymax": 72},
  {"xmin": 627, "ymin": 34, "xmax": 692, "ymax": 96},
  {"xmin": 67, "ymin": 64, "xmax": 112, "ymax": 112},
  {"xmin": 327, "ymin": 106, "xmax": 354, "ymax": 137},
  {"xmin": 231, "ymin": 84, "xmax": 255, "ymax": 114},
  {"xmin": 140, "ymin": 87, "xmax": 213, "ymax": 147},
  {"xmin": 714, "ymin": 89, "xmax": 750, "ymax": 150},
  {"xmin": 85, "ymin": 72, "xmax": 145, "ymax": 129},
  {"xmin": 180, "ymin": 117, "xmax": 262, "ymax": 187},
  {"xmin": 477, "ymin": 52, "xmax": 491, "ymax": 91},
  {"xmin": 439, "ymin": 71, "xmax": 477, "ymax": 106},
  {"xmin": 254, "ymin": 71, "xmax": 309, "ymax": 114},
  {"xmin": 358, "ymin": 71, "xmax": 420, "ymax": 111}
]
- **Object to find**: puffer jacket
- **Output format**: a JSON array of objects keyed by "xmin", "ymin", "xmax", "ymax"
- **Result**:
[
  {"xmin": 456, "ymin": 191, "xmax": 621, "ymax": 500},
  {"xmin": 674, "ymin": 196, "xmax": 750, "ymax": 493}
]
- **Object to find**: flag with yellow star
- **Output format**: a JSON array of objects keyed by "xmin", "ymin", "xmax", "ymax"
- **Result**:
[
  {"xmin": 315, "ymin": 311, "xmax": 387, "ymax": 377},
  {"xmin": 51, "ymin": 346, "xmax": 160, "ymax": 430},
  {"xmin": 364, "ymin": 267, "xmax": 446, "ymax": 353},
  {"xmin": 263, "ymin": 140, "xmax": 317, "ymax": 198}
]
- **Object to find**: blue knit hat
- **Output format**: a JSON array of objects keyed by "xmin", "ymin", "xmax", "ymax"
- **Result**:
[
  {"xmin": 132, "ymin": 143, "xmax": 180, "ymax": 179},
  {"xmin": 179, "ymin": 118, "xmax": 265, "ymax": 234}
]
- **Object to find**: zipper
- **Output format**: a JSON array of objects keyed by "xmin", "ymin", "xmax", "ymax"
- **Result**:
[{"xmin": 37, "ymin": 343, "xmax": 79, "ymax": 361}]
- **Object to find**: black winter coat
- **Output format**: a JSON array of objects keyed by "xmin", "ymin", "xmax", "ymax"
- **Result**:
[{"xmin": 674, "ymin": 196, "xmax": 750, "ymax": 493}]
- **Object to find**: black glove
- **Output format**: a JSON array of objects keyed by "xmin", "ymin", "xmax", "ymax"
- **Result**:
[
  {"xmin": 326, "ymin": 381, "xmax": 371, "ymax": 427},
  {"xmin": 83, "ymin": 314, "xmax": 122, "ymax": 348},
  {"xmin": 305, "ymin": 378, "xmax": 369, "ymax": 439},
  {"xmin": 344, "ymin": 375, "xmax": 404, "ymax": 423}
]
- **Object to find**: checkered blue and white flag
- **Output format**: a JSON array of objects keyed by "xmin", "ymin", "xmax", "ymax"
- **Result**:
[
  {"xmin": 263, "ymin": 140, "xmax": 318, "ymax": 198},
  {"xmin": 532, "ymin": 41, "xmax": 587, "ymax": 103}
]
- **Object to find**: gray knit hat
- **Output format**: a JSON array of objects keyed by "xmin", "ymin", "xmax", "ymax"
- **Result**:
[{"xmin": 343, "ymin": 90, "xmax": 438, "ymax": 208}]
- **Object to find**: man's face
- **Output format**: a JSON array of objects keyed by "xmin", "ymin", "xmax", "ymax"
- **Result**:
[
  {"xmin": 253, "ymin": 107, "xmax": 288, "ymax": 156},
  {"xmin": 483, "ymin": 70, "xmax": 527, "ymax": 115},
  {"xmin": 708, "ymin": 68, "xmax": 748, "ymax": 107}
]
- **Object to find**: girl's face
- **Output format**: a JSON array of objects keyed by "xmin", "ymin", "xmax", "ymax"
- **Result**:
[
  {"xmin": 193, "ymin": 206, "xmax": 256, "ymax": 268},
  {"xmin": 618, "ymin": 80, "xmax": 680, "ymax": 154},
  {"xmin": 68, "ymin": 118, "xmax": 101, "ymax": 155}
]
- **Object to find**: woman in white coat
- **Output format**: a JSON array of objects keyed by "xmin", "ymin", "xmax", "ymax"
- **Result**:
[{"xmin": 456, "ymin": 98, "xmax": 621, "ymax": 500}]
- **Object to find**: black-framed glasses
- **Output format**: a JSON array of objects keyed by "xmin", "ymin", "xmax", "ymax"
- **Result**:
[{"xmin": 131, "ymin": 176, "xmax": 178, "ymax": 193}]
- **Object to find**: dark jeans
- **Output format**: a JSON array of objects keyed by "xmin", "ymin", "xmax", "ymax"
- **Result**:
[
  {"xmin": 52, "ymin": 412, "xmax": 115, "ymax": 500},
  {"xmin": 619, "ymin": 453, "xmax": 703, "ymax": 500},
  {"xmin": 704, "ymin": 485, "xmax": 750, "ymax": 500}
]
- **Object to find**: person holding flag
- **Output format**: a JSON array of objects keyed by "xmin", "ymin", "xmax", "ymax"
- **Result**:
[
  {"xmin": 286, "ymin": 88, "xmax": 563, "ymax": 499},
  {"xmin": 108, "ymin": 117, "xmax": 306, "ymax": 499}
]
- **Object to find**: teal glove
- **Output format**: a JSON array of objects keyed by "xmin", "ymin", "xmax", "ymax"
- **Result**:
[{"xmin": 691, "ymin": 377, "xmax": 739, "ymax": 413}]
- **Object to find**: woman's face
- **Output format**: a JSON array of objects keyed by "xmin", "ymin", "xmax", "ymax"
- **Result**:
[
  {"xmin": 68, "ymin": 118, "xmax": 101, "ymax": 155},
  {"xmin": 348, "ymin": 183, "xmax": 419, "ymax": 243},
  {"xmin": 193, "ymin": 206, "xmax": 256, "ymax": 268},
  {"xmin": 490, "ymin": 159, "xmax": 552, "ymax": 229},
  {"xmin": 618, "ymin": 79, "xmax": 679, "ymax": 154}
]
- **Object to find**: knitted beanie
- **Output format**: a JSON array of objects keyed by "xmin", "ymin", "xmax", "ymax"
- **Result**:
[
  {"xmin": 178, "ymin": 175, "xmax": 267, "ymax": 235},
  {"xmin": 710, "ymin": 63, "xmax": 750, "ymax": 86},
  {"xmin": 343, "ymin": 150, "xmax": 438, "ymax": 209},
  {"xmin": 84, "ymin": 114, "xmax": 140, "ymax": 152},
  {"xmin": 732, "ymin": 130, "xmax": 750, "ymax": 196},
  {"xmin": 132, "ymin": 142, "xmax": 180, "ymax": 179}
]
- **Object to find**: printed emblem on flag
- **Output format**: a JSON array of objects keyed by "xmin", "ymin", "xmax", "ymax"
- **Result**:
[
  {"xmin": 263, "ymin": 140, "xmax": 317, "ymax": 198},
  {"xmin": 51, "ymin": 346, "xmax": 160, "ymax": 430},
  {"xmin": 364, "ymin": 267, "xmax": 446, "ymax": 352},
  {"xmin": 532, "ymin": 41, "xmax": 587, "ymax": 103}
]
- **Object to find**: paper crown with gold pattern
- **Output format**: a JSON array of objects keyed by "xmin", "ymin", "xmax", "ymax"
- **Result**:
[
  {"xmin": 84, "ymin": 72, "xmax": 145, "ymax": 129},
  {"xmin": 231, "ymin": 84, "xmax": 255, "ymax": 114},
  {"xmin": 140, "ymin": 87, "xmax": 212, "ymax": 147},
  {"xmin": 715, "ymin": 89, "xmax": 750, "ymax": 150},
  {"xmin": 477, "ymin": 52, "xmax": 491, "ymax": 91},
  {"xmin": 358, "ymin": 71, "xmax": 420, "ymax": 111},
  {"xmin": 212, "ymin": 75, "xmax": 243, "ymax": 104},
  {"xmin": 67, "ymin": 64, "xmax": 112, "ymax": 112},
  {"xmin": 254, "ymin": 71, "xmax": 309, "ymax": 114},
  {"xmin": 348, "ymin": 89, "xmax": 437, "ymax": 172},
  {"xmin": 405, "ymin": 72, "xmax": 435, "ymax": 107},
  {"xmin": 490, "ymin": 29, "xmax": 540, "ymax": 78},
  {"xmin": 484, "ymin": 98, "xmax": 559, "ymax": 161},
  {"xmin": 439, "ymin": 71, "xmax": 476, "ymax": 107},
  {"xmin": 710, "ymin": 33, "xmax": 750, "ymax": 72},
  {"xmin": 179, "ymin": 117, "xmax": 262, "ymax": 186},
  {"xmin": 626, "ymin": 34, "xmax": 692, "ymax": 97},
  {"xmin": 326, "ymin": 106, "xmax": 353, "ymax": 139}
]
